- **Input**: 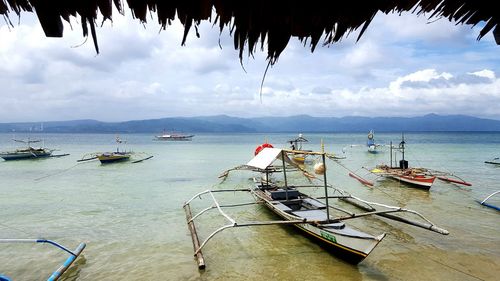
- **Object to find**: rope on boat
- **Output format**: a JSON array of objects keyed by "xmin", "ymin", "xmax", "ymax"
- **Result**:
[
  {"xmin": 34, "ymin": 163, "xmax": 80, "ymax": 181},
  {"xmin": 332, "ymin": 159, "xmax": 374, "ymax": 186},
  {"xmin": 307, "ymin": 178, "xmax": 448, "ymax": 234},
  {"xmin": 323, "ymin": 160, "xmax": 406, "ymax": 205}
]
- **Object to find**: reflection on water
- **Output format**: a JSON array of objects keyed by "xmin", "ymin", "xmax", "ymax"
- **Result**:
[{"xmin": 0, "ymin": 132, "xmax": 499, "ymax": 280}]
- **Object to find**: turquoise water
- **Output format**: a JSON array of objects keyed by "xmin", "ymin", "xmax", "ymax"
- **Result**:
[{"xmin": 0, "ymin": 132, "xmax": 499, "ymax": 280}]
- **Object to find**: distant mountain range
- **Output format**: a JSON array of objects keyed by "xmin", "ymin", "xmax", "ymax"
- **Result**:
[{"xmin": 1, "ymin": 114, "xmax": 500, "ymax": 133}]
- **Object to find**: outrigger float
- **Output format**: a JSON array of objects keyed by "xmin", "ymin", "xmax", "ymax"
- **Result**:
[
  {"xmin": 183, "ymin": 147, "xmax": 448, "ymax": 269},
  {"xmin": 477, "ymin": 191, "xmax": 500, "ymax": 211},
  {"xmin": 0, "ymin": 239, "xmax": 85, "ymax": 281},
  {"xmin": 484, "ymin": 157, "xmax": 500, "ymax": 165}
]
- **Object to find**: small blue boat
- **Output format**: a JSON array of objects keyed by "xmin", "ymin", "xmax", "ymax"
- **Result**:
[{"xmin": 367, "ymin": 130, "xmax": 379, "ymax": 154}]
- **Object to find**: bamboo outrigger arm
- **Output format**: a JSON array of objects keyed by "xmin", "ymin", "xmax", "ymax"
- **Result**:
[
  {"xmin": 481, "ymin": 190, "xmax": 500, "ymax": 204},
  {"xmin": 340, "ymin": 196, "xmax": 449, "ymax": 235},
  {"xmin": 184, "ymin": 189, "xmax": 330, "ymax": 269},
  {"xmin": 312, "ymin": 183, "xmax": 449, "ymax": 235}
]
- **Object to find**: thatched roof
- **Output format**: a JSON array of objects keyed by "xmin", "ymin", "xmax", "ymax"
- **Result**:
[{"xmin": 1, "ymin": 1, "xmax": 499, "ymax": 63}]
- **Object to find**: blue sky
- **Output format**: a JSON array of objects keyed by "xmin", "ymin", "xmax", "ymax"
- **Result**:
[{"xmin": 0, "ymin": 9, "xmax": 499, "ymax": 122}]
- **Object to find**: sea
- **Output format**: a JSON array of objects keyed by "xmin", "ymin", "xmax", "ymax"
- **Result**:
[{"xmin": 0, "ymin": 132, "xmax": 499, "ymax": 281}]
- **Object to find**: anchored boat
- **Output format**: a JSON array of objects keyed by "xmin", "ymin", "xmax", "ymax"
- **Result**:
[
  {"xmin": 0, "ymin": 139, "xmax": 54, "ymax": 161},
  {"xmin": 184, "ymin": 147, "xmax": 448, "ymax": 269},
  {"xmin": 370, "ymin": 134, "xmax": 436, "ymax": 189},
  {"xmin": 78, "ymin": 136, "xmax": 152, "ymax": 164}
]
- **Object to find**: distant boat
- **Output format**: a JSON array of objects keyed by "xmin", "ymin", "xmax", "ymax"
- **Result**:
[
  {"xmin": 288, "ymin": 134, "xmax": 310, "ymax": 163},
  {"xmin": 78, "ymin": 136, "xmax": 153, "ymax": 164},
  {"xmin": 485, "ymin": 157, "xmax": 500, "ymax": 165},
  {"xmin": 154, "ymin": 131, "xmax": 194, "ymax": 141},
  {"xmin": 0, "ymin": 138, "xmax": 54, "ymax": 161},
  {"xmin": 367, "ymin": 130, "xmax": 380, "ymax": 154}
]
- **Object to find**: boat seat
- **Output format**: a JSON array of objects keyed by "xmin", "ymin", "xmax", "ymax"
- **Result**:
[
  {"xmin": 272, "ymin": 202, "xmax": 293, "ymax": 213},
  {"xmin": 302, "ymin": 198, "xmax": 326, "ymax": 209},
  {"xmin": 270, "ymin": 189, "xmax": 299, "ymax": 200},
  {"xmin": 292, "ymin": 209, "xmax": 328, "ymax": 221}
]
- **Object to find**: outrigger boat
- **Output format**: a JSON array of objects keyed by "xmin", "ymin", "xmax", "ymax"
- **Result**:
[
  {"xmin": 184, "ymin": 147, "xmax": 448, "ymax": 269},
  {"xmin": 0, "ymin": 239, "xmax": 85, "ymax": 281},
  {"xmin": 78, "ymin": 137, "xmax": 152, "ymax": 164},
  {"xmin": 0, "ymin": 139, "xmax": 67, "ymax": 161},
  {"xmin": 477, "ymin": 191, "xmax": 500, "ymax": 211},
  {"xmin": 370, "ymin": 135, "xmax": 436, "ymax": 189},
  {"xmin": 96, "ymin": 151, "xmax": 132, "ymax": 163},
  {"xmin": 363, "ymin": 134, "xmax": 471, "ymax": 190}
]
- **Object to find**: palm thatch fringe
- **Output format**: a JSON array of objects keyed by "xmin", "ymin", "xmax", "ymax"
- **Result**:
[{"xmin": 1, "ymin": 1, "xmax": 498, "ymax": 63}]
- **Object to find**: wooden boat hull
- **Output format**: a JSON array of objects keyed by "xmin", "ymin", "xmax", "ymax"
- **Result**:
[
  {"xmin": 293, "ymin": 222, "xmax": 382, "ymax": 264},
  {"xmin": 292, "ymin": 155, "xmax": 305, "ymax": 163},
  {"xmin": 253, "ymin": 188, "xmax": 384, "ymax": 264},
  {"xmin": 375, "ymin": 167, "xmax": 436, "ymax": 189},
  {"xmin": 97, "ymin": 153, "xmax": 131, "ymax": 163},
  {"xmin": 389, "ymin": 174, "xmax": 436, "ymax": 190}
]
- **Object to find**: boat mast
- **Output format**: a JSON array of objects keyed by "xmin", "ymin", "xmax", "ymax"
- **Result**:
[
  {"xmin": 322, "ymin": 152, "xmax": 330, "ymax": 223},
  {"xmin": 400, "ymin": 133, "xmax": 406, "ymax": 169},
  {"xmin": 281, "ymin": 150, "xmax": 289, "ymax": 201},
  {"xmin": 390, "ymin": 141, "xmax": 393, "ymax": 168}
]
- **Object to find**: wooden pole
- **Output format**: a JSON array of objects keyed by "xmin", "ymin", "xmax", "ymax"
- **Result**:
[
  {"xmin": 281, "ymin": 151, "xmax": 289, "ymax": 201},
  {"xmin": 184, "ymin": 204, "xmax": 205, "ymax": 269},
  {"xmin": 322, "ymin": 153, "xmax": 330, "ymax": 223},
  {"xmin": 390, "ymin": 141, "xmax": 393, "ymax": 168}
]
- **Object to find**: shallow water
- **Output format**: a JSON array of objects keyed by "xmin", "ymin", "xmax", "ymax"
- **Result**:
[{"xmin": 0, "ymin": 132, "xmax": 499, "ymax": 280}]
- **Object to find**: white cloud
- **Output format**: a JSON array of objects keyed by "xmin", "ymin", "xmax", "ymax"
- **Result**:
[
  {"xmin": 0, "ymin": 9, "xmax": 499, "ymax": 122},
  {"xmin": 470, "ymin": 69, "xmax": 496, "ymax": 79}
]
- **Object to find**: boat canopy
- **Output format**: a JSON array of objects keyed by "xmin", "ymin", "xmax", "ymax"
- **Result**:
[
  {"xmin": 219, "ymin": 148, "xmax": 307, "ymax": 179},
  {"xmin": 246, "ymin": 148, "xmax": 298, "ymax": 170},
  {"xmin": 246, "ymin": 148, "xmax": 283, "ymax": 170}
]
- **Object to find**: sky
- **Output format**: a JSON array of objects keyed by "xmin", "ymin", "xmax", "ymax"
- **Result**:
[{"xmin": 1, "ymin": 8, "xmax": 499, "ymax": 122}]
